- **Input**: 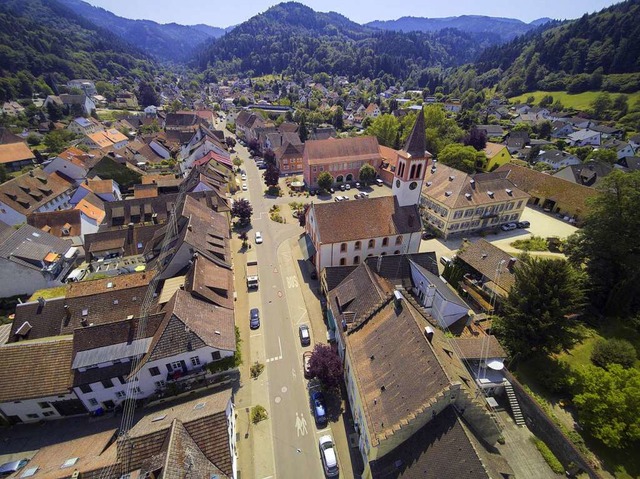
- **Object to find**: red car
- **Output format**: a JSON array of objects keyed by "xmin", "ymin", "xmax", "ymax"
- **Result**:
[{"xmin": 303, "ymin": 351, "xmax": 313, "ymax": 379}]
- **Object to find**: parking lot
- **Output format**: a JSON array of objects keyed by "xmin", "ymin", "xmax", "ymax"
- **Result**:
[{"xmin": 421, "ymin": 206, "xmax": 579, "ymax": 265}]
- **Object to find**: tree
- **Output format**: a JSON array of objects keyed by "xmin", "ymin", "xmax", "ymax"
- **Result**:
[
  {"xmin": 263, "ymin": 163, "xmax": 280, "ymax": 187},
  {"xmin": 225, "ymin": 137, "xmax": 237, "ymax": 149},
  {"xmin": 586, "ymin": 148, "xmax": 617, "ymax": 164},
  {"xmin": 572, "ymin": 364, "xmax": 640, "ymax": 448},
  {"xmin": 494, "ymin": 255, "xmax": 585, "ymax": 356},
  {"xmin": 463, "ymin": 127, "xmax": 487, "ymax": 151},
  {"xmin": 298, "ymin": 114, "xmax": 308, "ymax": 142},
  {"xmin": 333, "ymin": 106, "xmax": 344, "ymax": 130},
  {"xmin": 366, "ymin": 114, "xmax": 399, "ymax": 147},
  {"xmin": 26, "ymin": 133, "xmax": 40, "ymax": 147},
  {"xmin": 316, "ymin": 171, "xmax": 333, "ymax": 192},
  {"xmin": 437, "ymin": 144, "xmax": 483, "ymax": 173},
  {"xmin": 137, "ymin": 82, "xmax": 160, "ymax": 108},
  {"xmin": 263, "ymin": 149, "xmax": 276, "ymax": 166},
  {"xmin": 231, "ymin": 198, "xmax": 253, "ymax": 226},
  {"xmin": 591, "ymin": 338, "xmax": 637, "ymax": 369},
  {"xmin": 565, "ymin": 171, "xmax": 640, "ymax": 315},
  {"xmin": 358, "ymin": 164, "xmax": 377, "ymax": 185},
  {"xmin": 308, "ymin": 344, "xmax": 343, "ymax": 390},
  {"xmin": 43, "ymin": 130, "xmax": 76, "ymax": 154},
  {"xmin": 46, "ymin": 102, "xmax": 63, "ymax": 122},
  {"xmin": 590, "ymin": 92, "xmax": 613, "ymax": 120},
  {"xmin": 423, "ymin": 105, "xmax": 463, "ymax": 155}
]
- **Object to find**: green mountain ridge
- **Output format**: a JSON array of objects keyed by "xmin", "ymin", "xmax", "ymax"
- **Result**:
[
  {"xmin": 0, "ymin": 0, "xmax": 157, "ymax": 101},
  {"xmin": 57, "ymin": 0, "xmax": 229, "ymax": 62},
  {"xmin": 195, "ymin": 2, "xmax": 501, "ymax": 81}
]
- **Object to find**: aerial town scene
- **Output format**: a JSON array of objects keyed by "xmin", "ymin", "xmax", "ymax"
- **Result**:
[{"xmin": 0, "ymin": 0, "xmax": 638, "ymax": 478}]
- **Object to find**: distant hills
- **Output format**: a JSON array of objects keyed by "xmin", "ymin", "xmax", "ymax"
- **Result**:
[
  {"xmin": 57, "ymin": 0, "xmax": 231, "ymax": 62},
  {"xmin": 366, "ymin": 15, "xmax": 552, "ymax": 42},
  {"xmin": 0, "ymin": 0, "xmax": 156, "ymax": 101},
  {"xmin": 195, "ymin": 2, "xmax": 500, "ymax": 80}
]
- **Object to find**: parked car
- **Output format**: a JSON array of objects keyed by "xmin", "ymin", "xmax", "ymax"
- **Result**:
[
  {"xmin": 355, "ymin": 182, "xmax": 361, "ymax": 189},
  {"xmin": 354, "ymin": 193, "xmax": 361, "ymax": 199},
  {"xmin": 241, "ymin": 173, "xmax": 247, "ymax": 180},
  {"xmin": 375, "ymin": 178, "xmax": 384, "ymax": 186},
  {"xmin": 342, "ymin": 196, "xmax": 350, "ymax": 201},
  {"xmin": 501, "ymin": 223, "xmax": 518, "ymax": 231},
  {"xmin": 242, "ymin": 183, "xmax": 248, "ymax": 191},
  {"xmin": 255, "ymin": 231, "xmax": 263, "ymax": 244},
  {"xmin": 329, "ymin": 187, "xmax": 335, "ymax": 194},
  {"xmin": 303, "ymin": 351, "xmax": 313, "ymax": 379},
  {"xmin": 318, "ymin": 435, "xmax": 339, "ymax": 477},
  {"xmin": 517, "ymin": 220, "xmax": 531, "ymax": 229},
  {"xmin": 344, "ymin": 184, "xmax": 351, "ymax": 190},
  {"xmin": 311, "ymin": 390, "xmax": 328, "ymax": 427},
  {"xmin": 299, "ymin": 324, "xmax": 311, "ymax": 346},
  {"xmin": 309, "ymin": 190, "xmax": 316, "ymax": 196},
  {"xmin": 440, "ymin": 256, "xmax": 452, "ymax": 267},
  {"xmin": 360, "ymin": 192, "xmax": 369, "ymax": 198},
  {"xmin": 339, "ymin": 184, "xmax": 346, "ymax": 191},
  {"xmin": 422, "ymin": 231, "xmax": 436, "ymax": 240},
  {"xmin": 0, "ymin": 459, "xmax": 29, "ymax": 477},
  {"xmin": 250, "ymin": 308, "xmax": 260, "ymax": 329}
]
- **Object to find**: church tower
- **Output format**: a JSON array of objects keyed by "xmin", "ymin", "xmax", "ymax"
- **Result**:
[{"xmin": 392, "ymin": 108, "xmax": 430, "ymax": 207}]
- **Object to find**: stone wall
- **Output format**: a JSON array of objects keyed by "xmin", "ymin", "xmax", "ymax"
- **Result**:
[{"xmin": 504, "ymin": 370, "xmax": 602, "ymax": 479}]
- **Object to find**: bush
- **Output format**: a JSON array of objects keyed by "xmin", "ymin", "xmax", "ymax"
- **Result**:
[
  {"xmin": 250, "ymin": 361, "xmax": 264, "ymax": 379},
  {"xmin": 531, "ymin": 437, "xmax": 564, "ymax": 474},
  {"xmin": 591, "ymin": 338, "xmax": 637, "ymax": 369},
  {"xmin": 510, "ymin": 236, "xmax": 549, "ymax": 252},
  {"xmin": 251, "ymin": 405, "xmax": 268, "ymax": 424}
]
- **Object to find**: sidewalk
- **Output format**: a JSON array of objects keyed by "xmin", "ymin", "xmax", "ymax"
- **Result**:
[
  {"xmin": 287, "ymin": 235, "xmax": 364, "ymax": 478},
  {"xmin": 232, "ymin": 235, "xmax": 275, "ymax": 479}
]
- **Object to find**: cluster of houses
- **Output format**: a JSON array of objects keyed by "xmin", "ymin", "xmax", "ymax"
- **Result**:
[{"xmin": 0, "ymin": 95, "xmax": 241, "ymax": 476}]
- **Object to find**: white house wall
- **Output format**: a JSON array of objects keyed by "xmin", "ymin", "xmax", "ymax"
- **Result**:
[
  {"xmin": 0, "ymin": 258, "xmax": 58, "ymax": 297},
  {"xmin": 0, "ymin": 392, "xmax": 78, "ymax": 423},
  {"xmin": 44, "ymin": 158, "xmax": 88, "ymax": 185},
  {"xmin": 225, "ymin": 399, "xmax": 238, "ymax": 479},
  {"xmin": 0, "ymin": 202, "xmax": 25, "ymax": 225}
]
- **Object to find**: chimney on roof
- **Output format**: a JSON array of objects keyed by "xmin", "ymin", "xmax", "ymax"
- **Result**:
[
  {"xmin": 508, "ymin": 257, "xmax": 517, "ymax": 271},
  {"xmin": 127, "ymin": 314, "xmax": 135, "ymax": 345},
  {"xmin": 393, "ymin": 290, "xmax": 403, "ymax": 311},
  {"xmin": 424, "ymin": 326, "xmax": 434, "ymax": 343},
  {"xmin": 64, "ymin": 304, "xmax": 71, "ymax": 326},
  {"xmin": 470, "ymin": 179, "xmax": 476, "ymax": 189},
  {"xmin": 37, "ymin": 296, "xmax": 45, "ymax": 308}
]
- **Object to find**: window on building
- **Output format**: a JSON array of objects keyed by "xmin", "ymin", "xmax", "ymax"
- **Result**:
[
  {"xmin": 313, "ymin": 166, "xmax": 317, "ymax": 172},
  {"xmin": 149, "ymin": 367, "xmax": 161, "ymax": 377},
  {"xmin": 475, "ymin": 207, "xmax": 484, "ymax": 215},
  {"xmin": 79, "ymin": 384, "xmax": 92, "ymax": 394},
  {"xmin": 115, "ymin": 391, "xmax": 126, "ymax": 399},
  {"xmin": 42, "ymin": 411, "xmax": 55, "ymax": 417},
  {"xmin": 454, "ymin": 211, "xmax": 463, "ymax": 219},
  {"xmin": 382, "ymin": 237, "xmax": 389, "ymax": 247},
  {"xmin": 368, "ymin": 239, "xmax": 375, "ymax": 248},
  {"xmin": 395, "ymin": 236, "xmax": 403, "ymax": 245},
  {"xmin": 339, "ymin": 258, "xmax": 346, "ymax": 266},
  {"xmin": 38, "ymin": 402, "xmax": 50, "ymax": 409},
  {"xmin": 517, "ymin": 201, "xmax": 523, "ymax": 208},
  {"xmin": 506, "ymin": 202, "xmax": 514, "ymax": 210},
  {"xmin": 88, "ymin": 398, "xmax": 98, "ymax": 407},
  {"xmin": 340, "ymin": 243, "xmax": 347, "ymax": 252},
  {"xmin": 101, "ymin": 379, "xmax": 114, "ymax": 389},
  {"xmin": 462, "ymin": 222, "xmax": 470, "ymax": 229},
  {"xmin": 464, "ymin": 209, "xmax": 473, "ymax": 217},
  {"xmin": 27, "ymin": 413, "xmax": 39, "ymax": 419},
  {"xmin": 394, "ymin": 250, "xmax": 400, "ymax": 254},
  {"xmin": 132, "ymin": 386, "xmax": 141, "ymax": 394},
  {"xmin": 154, "ymin": 380, "xmax": 166, "ymax": 389},
  {"xmin": 211, "ymin": 351, "xmax": 221, "ymax": 361},
  {"xmin": 353, "ymin": 256, "xmax": 360, "ymax": 265},
  {"xmin": 498, "ymin": 204, "xmax": 505, "ymax": 212},
  {"xmin": 354, "ymin": 241, "xmax": 361, "ymax": 251},
  {"xmin": 190, "ymin": 356, "xmax": 201, "ymax": 367}
]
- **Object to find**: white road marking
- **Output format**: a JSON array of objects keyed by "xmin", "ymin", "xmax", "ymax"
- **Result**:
[
  {"xmin": 286, "ymin": 275, "xmax": 299, "ymax": 289},
  {"xmin": 291, "ymin": 368, "xmax": 296, "ymax": 379},
  {"xmin": 295, "ymin": 412, "xmax": 309, "ymax": 437}
]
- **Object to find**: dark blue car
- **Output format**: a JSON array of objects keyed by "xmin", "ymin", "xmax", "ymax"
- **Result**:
[{"xmin": 311, "ymin": 390, "xmax": 328, "ymax": 427}]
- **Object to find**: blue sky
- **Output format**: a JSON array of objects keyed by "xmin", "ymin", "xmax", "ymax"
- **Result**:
[{"xmin": 84, "ymin": 0, "xmax": 621, "ymax": 27}]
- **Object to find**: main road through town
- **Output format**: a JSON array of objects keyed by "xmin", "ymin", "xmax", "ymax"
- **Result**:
[{"xmin": 232, "ymin": 134, "xmax": 327, "ymax": 478}]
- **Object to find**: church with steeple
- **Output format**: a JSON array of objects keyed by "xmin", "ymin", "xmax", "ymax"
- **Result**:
[{"xmin": 302, "ymin": 110, "xmax": 432, "ymax": 273}]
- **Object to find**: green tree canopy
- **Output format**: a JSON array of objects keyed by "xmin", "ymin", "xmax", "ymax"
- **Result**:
[
  {"xmin": 423, "ymin": 104, "xmax": 463, "ymax": 155},
  {"xmin": 572, "ymin": 364, "xmax": 640, "ymax": 448},
  {"xmin": 565, "ymin": 171, "xmax": 640, "ymax": 315},
  {"xmin": 437, "ymin": 144, "xmax": 483, "ymax": 173},
  {"xmin": 358, "ymin": 164, "xmax": 377, "ymax": 185},
  {"xmin": 316, "ymin": 171, "xmax": 333, "ymax": 191},
  {"xmin": 365, "ymin": 114, "xmax": 399, "ymax": 148},
  {"xmin": 43, "ymin": 130, "xmax": 76, "ymax": 154},
  {"xmin": 586, "ymin": 148, "xmax": 617, "ymax": 164},
  {"xmin": 494, "ymin": 255, "xmax": 585, "ymax": 356}
]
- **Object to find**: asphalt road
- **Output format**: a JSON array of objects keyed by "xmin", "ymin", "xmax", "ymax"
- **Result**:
[{"xmin": 234, "ymin": 135, "xmax": 327, "ymax": 478}]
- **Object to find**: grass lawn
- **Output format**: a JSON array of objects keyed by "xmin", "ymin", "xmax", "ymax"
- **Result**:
[
  {"xmin": 29, "ymin": 286, "xmax": 67, "ymax": 301},
  {"xmin": 509, "ymin": 90, "xmax": 640, "ymax": 112}
]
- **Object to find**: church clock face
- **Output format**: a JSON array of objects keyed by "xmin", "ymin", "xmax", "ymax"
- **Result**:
[
  {"xmin": 409, "ymin": 181, "xmax": 418, "ymax": 190},
  {"xmin": 396, "ymin": 179, "xmax": 401, "ymax": 188}
]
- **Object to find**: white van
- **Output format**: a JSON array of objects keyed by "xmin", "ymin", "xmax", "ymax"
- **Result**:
[{"xmin": 375, "ymin": 178, "xmax": 384, "ymax": 186}]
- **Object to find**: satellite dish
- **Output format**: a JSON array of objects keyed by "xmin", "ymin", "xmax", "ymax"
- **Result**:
[{"xmin": 487, "ymin": 359, "xmax": 504, "ymax": 371}]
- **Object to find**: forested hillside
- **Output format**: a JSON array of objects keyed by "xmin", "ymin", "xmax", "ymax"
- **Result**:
[
  {"xmin": 195, "ymin": 2, "xmax": 498, "ymax": 82},
  {"xmin": 475, "ymin": 0, "xmax": 640, "ymax": 96},
  {"xmin": 0, "ymin": 0, "xmax": 157, "ymax": 101},
  {"xmin": 58, "ymin": 0, "xmax": 228, "ymax": 62}
]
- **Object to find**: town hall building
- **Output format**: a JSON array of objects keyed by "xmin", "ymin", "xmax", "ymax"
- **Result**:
[{"xmin": 302, "ymin": 110, "xmax": 429, "ymax": 272}]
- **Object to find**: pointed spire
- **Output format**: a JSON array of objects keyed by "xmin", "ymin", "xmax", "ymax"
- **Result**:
[{"xmin": 403, "ymin": 108, "xmax": 426, "ymax": 158}]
